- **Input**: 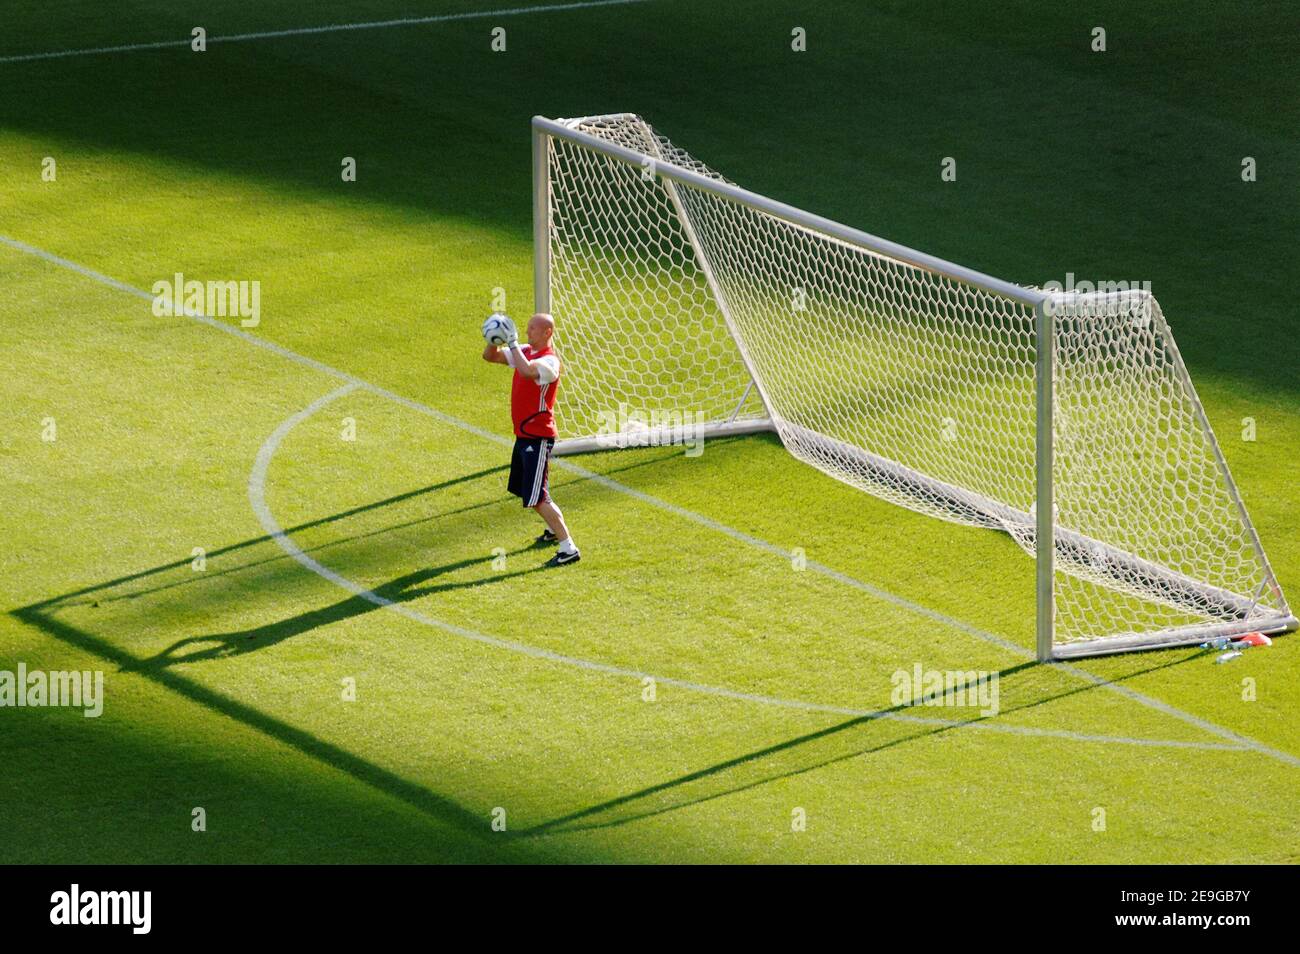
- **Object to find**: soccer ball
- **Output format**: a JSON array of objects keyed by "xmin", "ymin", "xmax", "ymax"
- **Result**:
[{"xmin": 482, "ymin": 313, "xmax": 511, "ymax": 346}]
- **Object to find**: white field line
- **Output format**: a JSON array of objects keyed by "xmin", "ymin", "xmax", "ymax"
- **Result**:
[
  {"xmin": 248, "ymin": 382, "xmax": 1249, "ymax": 754},
  {"xmin": 0, "ymin": 0, "xmax": 653, "ymax": 65},
  {"xmin": 4, "ymin": 232, "xmax": 1297, "ymax": 766}
]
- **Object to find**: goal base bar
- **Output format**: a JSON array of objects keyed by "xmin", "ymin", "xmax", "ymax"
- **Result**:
[
  {"xmin": 779, "ymin": 422, "xmax": 1275, "ymax": 621},
  {"xmin": 552, "ymin": 418, "xmax": 776, "ymax": 456},
  {"xmin": 1050, "ymin": 615, "xmax": 1299, "ymax": 659}
]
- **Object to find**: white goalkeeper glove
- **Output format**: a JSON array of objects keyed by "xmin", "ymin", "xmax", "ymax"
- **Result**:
[{"xmin": 501, "ymin": 316, "xmax": 519, "ymax": 348}]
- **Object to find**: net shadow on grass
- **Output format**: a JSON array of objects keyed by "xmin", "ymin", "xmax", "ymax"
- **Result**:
[
  {"xmin": 124, "ymin": 547, "xmax": 550, "ymax": 671},
  {"xmin": 25, "ymin": 464, "xmax": 508, "ymax": 613},
  {"xmin": 24, "ymin": 445, "xmax": 676, "ymax": 616}
]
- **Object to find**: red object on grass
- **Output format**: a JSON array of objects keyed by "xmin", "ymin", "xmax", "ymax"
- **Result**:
[{"xmin": 1238, "ymin": 632, "xmax": 1273, "ymax": 647}]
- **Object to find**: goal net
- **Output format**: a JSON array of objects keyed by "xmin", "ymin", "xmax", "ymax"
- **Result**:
[{"xmin": 533, "ymin": 113, "xmax": 1295, "ymax": 658}]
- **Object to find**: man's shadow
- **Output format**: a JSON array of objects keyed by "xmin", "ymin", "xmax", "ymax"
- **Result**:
[{"xmin": 131, "ymin": 545, "xmax": 547, "ymax": 670}]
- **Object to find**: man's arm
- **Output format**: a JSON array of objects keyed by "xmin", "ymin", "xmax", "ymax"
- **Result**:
[
  {"xmin": 481, "ymin": 342, "xmax": 544, "ymax": 379},
  {"xmin": 507, "ymin": 346, "xmax": 559, "ymax": 384},
  {"xmin": 504, "ymin": 342, "xmax": 542, "ymax": 380}
]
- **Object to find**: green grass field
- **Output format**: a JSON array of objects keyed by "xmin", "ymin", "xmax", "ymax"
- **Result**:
[{"xmin": 2, "ymin": 0, "xmax": 1298, "ymax": 864}]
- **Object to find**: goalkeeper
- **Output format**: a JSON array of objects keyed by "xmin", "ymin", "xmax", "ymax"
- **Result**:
[{"xmin": 481, "ymin": 313, "xmax": 580, "ymax": 566}]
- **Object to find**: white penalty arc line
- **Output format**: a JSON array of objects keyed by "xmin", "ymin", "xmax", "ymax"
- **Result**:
[
  {"xmin": 4, "ymin": 232, "xmax": 1298, "ymax": 767},
  {"xmin": 0, "ymin": 0, "xmax": 654, "ymax": 65},
  {"xmin": 249, "ymin": 382, "xmax": 1252, "ymax": 755}
]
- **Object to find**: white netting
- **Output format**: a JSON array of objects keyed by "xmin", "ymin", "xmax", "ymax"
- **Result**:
[
  {"xmin": 543, "ymin": 114, "xmax": 1291, "ymax": 651},
  {"xmin": 1050, "ymin": 293, "xmax": 1285, "ymax": 644},
  {"xmin": 547, "ymin": 117, "xmax": 765, "ymax": 439}
]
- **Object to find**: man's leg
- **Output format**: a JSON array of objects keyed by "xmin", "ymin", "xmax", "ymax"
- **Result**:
[
  {"xmin": 534, "ymin": 498, "xmax": 579, "ymax": 565},
  {"xmin": 524, "ymin": 439, "xmax": 578, "ymax": 564},
  {"xmin": 533, "ymin": 499, "xmax": 570, "ymax": 542}
]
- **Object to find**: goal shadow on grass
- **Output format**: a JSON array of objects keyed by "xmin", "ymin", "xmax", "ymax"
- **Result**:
[
  {"xmin": 124, "ymin": 548, "xmax": 551, "ymax": 671},
  {"xmin": 9, "ymin": 458, "xmax": 1213, "ymax": 857},
  {"xmin": 30, "ymin": 464, "xmax": 508, "ymax": 613},
  {"xmin": 6, "ymin": 451, "xmax": 697, "ymax": 859},
  {"xmin": 5, "ymin": 467, "xmax": 555, "ymax": 854},
  {"xmin": 11, "ymin": 600, "xmax": 498, "ymax": 844},
  {"xmin": 34, "ymin": 447, "xmax": 674, "ymax": 617}
]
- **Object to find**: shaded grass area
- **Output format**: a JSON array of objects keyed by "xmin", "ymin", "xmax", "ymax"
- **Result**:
[{"xmin": 2, "ymin": 2, "xmax": 1298, "ymax": 393}]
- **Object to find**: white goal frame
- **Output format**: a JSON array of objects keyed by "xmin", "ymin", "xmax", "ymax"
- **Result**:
[{"xmin": 532, "ymin": 113, "xmax": 1296, "ymax": 660}]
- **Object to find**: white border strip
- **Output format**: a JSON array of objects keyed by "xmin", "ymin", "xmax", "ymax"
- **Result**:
[{"xmin": 0, "ymin": 0, "xmax": 653, "ymax": 65}]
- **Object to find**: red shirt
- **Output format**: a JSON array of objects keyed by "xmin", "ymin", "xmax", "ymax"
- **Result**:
[{"xmin": 510, "ymin": 345, "xmax": 560, "ymax": 438}]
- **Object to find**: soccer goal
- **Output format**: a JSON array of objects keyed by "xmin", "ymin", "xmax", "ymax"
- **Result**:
[{"xmin": 532, "ymin": 112, "xmax": 1296, "ymax": 660}]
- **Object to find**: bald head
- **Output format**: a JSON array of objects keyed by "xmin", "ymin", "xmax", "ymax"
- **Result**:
[{"xmin": 526, "ymin": 312, "xmax": 555, "ymax": 349}]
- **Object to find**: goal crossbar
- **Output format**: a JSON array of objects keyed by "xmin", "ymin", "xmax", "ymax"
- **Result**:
[{"xmin": 532, "ymin": 115, "xmax": 1046, "ymax": 310}]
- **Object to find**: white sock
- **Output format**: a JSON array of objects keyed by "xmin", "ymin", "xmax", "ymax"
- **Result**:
[{"xmin": 558, "ymin": 537, "xmax": 577, "ymax": 554}]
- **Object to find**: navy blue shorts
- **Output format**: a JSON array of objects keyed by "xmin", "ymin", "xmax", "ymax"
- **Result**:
[{"xmin": 507, "ymin": 437, "xmax": 554, "ymax": 507}]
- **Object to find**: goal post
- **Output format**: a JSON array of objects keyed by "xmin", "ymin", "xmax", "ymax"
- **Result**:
[{"xmin": 532, "ymin": 113, "xmax": 1297, "ymax": 659}]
